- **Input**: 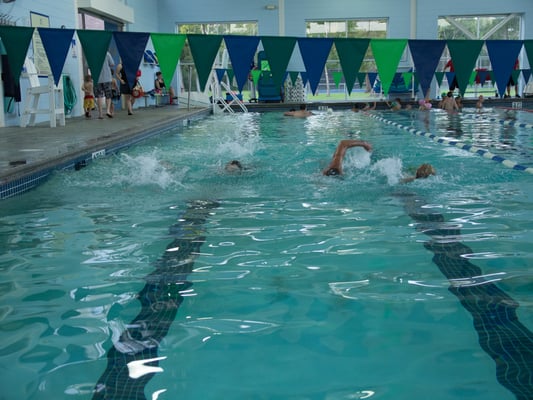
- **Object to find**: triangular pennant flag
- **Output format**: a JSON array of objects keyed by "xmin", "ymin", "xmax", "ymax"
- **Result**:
[
  {"xmin": 300, "ymin": 71, "xmax": 308, "ymax": 87},
  {"xmin": 435, "ymin": 71, "xmax": 444, "ymax": 86},
  {"xmin": 485, "ymin": 40, "xmax": 523, "ymax": 98},
  {"xmin": 223, "ymin": 35, "xmax": 260, "ymax": 92},
  {"xmin": 333, "ymin": 71, "xmax": 343, "ymax": 88},
  {"xmin": 402, "ymin": 72, "xmax": 413, "ymax": 88},
  {"xmin": 469, "ymin": 70, "xmax": 477, "ymax": 86},
  {"xmin": 114, "ymin": 32, "xmax": 150, "ymax": 90},
  {"xmin": 215, "ymin": 68, "xmax": 226, "ymax": 82},
  {"xmin": 38, "ymin": 28, "xmax": 75, "ymax": 85},
  {"xmin": 251, "ymin": 69, "xmax": 261, "ymax": 86},
  {"xmin": 477, "ymin": 70, "xmax": 490, "ymax": 86},
  {"xmin": 522, "ymin": 69, "xmax": 531, "ymax": 84},
  {"xmin": 445, "ymin": 72, "xmax": 455, "ymax": 88},
  {"xmin": 289, "ymin": 71, "xmax": 299, "ymax": 85},
  {"xmin": 524, "ymin": 40, "xmax": 533, "ymax": 77},
  {"xmin": 187, "ymin": 34, "xmax": 223, "ymax": 92},
  {"xmin": 446, "ymin": 40, "xmax": 484, "ymax": 96},
  {"xmin": 357, "ymin": 72, "xmax": 367, "ymax": 88},
  {"xmin": 227, "ymin": 69, "xmax": 235, "ymax": 87},
  {"xmin": 370, "ymin": 39, "xmax": 407, "ymax": 95},
  {"xmin": 150, "ymin": 33, "xmax": 186, "ymax": 87},
  {"xmin": 76, "ymin": 29, "xmax": 113, "ymax": 83},
  {"xmin": 259, "ymin": 36, "xmax": 297, "ymax": 90},
  {"xmin": 408, "ymin": 39, "xmax": 446, "ymax": 96},
  {"xmin": 367, "ymin": 72, "xmax": 378, "ymax": 88},
  {"xmin": 297, "ymin": 37, "xmax": 333, "ymax": 94},
  {"xmin": 0, "ymin": 26, "xmax": 34, "ymax": 82},
  {"xmin": 334, "ymin": 38, "xmax": 369, "ymax": 95},
  {"xmin": 283, "ymin": 71, "xmax": 289, "ymax": 86}
]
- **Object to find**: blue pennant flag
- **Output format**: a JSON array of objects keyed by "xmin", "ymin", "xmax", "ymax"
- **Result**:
[
  {"xmin": 485, "ymin": 40, "xmax": 523, "ymax": 98},
  {"xmin": 297, "ymin": 37, "xmax": 333, "ymax": 94},
  {"xmin": 114, "ymin": 32, "xmax": 150, "ymax": 90},
  {"xmin": 223, "ymin": 35, "xmax": 260, "ymax": 92},
  {"xmin": 367, "ymin": 72, "xmax": 378, "ymax": 88},
  {"xmin": 215, "ymin": 68, "xmax": 226, "ymax": 82},
  {"xmin": 38, "ymin": 28, "xmax": 75, "ymax": 85},
  {"xmin": 408, "ymin": 40, "xmax": 446, "ymax": 96}
]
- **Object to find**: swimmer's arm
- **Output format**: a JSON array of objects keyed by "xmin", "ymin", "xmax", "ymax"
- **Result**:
[{"xmin": 340, "ymin": 140, "xmax": 372, "ymax": 152}]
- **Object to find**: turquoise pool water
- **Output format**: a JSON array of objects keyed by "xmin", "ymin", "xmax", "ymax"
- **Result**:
[{"xmin": 0, "ymin": 108, "xmax": 532, "ymax": 399}]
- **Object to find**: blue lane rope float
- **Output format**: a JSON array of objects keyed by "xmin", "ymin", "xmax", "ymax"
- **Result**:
[
  {"xmin": 364, "ymin": 112, "xmax": 533, "ymax": 174},
  {"xmin": 464, "ymin": 111, "xmax": 533, "ymax": 130}
]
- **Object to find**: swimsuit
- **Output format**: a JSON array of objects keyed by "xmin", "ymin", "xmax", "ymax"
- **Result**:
[{"xmin": 83, "ymin": 94, "xmax": 95, "ymax": 110}]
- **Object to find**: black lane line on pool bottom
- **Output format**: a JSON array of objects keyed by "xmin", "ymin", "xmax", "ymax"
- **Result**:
[
  {"xmin": 92, "ymin": 199, "xmax": 219, "ymax": 400},
  {"xmin": 399, "ymin": 192, "xmax": 533, "ymax": 400}
]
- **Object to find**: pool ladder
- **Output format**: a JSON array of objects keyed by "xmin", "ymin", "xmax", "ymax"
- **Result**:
[{"xmin": 210, "ymin": 75, "xmax": 248, "ymax": 114}]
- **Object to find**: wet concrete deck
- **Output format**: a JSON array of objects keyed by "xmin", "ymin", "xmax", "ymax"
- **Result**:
[{"xmin": 1, "ymin": 105, "xmax": 211, "ymax": 185}]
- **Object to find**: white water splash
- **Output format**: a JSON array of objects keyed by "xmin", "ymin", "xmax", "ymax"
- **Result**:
[{"xmin": 113, "ymin": 152, "xmax": 184, "ymax": 189}]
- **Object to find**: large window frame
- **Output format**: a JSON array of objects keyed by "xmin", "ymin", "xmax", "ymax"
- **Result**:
[
  {"xmin": 437, "ymin": 13, "xmax": 523, "ymax": 70},
  {"xmin": 305, "ymin": 18, "xmax": 388, "ymax": 96}
]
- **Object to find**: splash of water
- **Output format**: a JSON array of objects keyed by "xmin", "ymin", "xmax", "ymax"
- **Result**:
[
  {"xmin": 114, "ymin": 152, "xmax": 183, "ymax": 189},
  {"xmin": 370, "ymin": 157, "xmax": 404, "ymax": 185}
]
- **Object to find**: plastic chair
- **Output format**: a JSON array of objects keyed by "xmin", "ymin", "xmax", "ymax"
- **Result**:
[{"xmin": 20, "ymin": 58, "xmax": 65, "ymax": 128}]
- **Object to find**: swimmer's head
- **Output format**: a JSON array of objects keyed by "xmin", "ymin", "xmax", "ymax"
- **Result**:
[
  {"xmin": 415, "ymin": 164, "xmax": 436, "ymax": 179},
  {"xmin": 225, "ymin": 160, "xmax": 243, "ymax": 172}
]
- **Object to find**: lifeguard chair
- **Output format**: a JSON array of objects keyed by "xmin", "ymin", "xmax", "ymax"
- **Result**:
[{"xmin": 20, "ymin": 58, "xmax": 65, "ymax": 128}]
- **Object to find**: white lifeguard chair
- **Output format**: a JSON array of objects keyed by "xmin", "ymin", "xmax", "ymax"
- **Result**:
[{"xmin": 20, "ymin": 58, "xmax": 65, "ymax": 128}]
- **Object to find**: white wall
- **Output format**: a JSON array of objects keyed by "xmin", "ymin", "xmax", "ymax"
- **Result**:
[
  {"xmin": 0, "ymin": 0, "xmax": 79, "ymax": 126},
  {"xmin": 158, "ymin": 0, "xmax": 533, "ymax": 39}
]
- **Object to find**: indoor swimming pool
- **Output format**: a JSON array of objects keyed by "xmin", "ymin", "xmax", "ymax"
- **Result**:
[{"xmin": 0, "ymin": 107, "xmax": 532, "ymax": 399}]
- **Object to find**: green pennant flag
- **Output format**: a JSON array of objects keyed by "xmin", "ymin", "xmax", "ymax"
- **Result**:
[
  {"xmin": 187, "ymin": 34, "xmax": 223, "ymax": 92},
  {"xmin": 333, "ymin": 71, "xmax": 343, "ymax": 88},
  {"xmin": 0, "ymin": 26, "xmax": 34, "ymax": 81},
  {"xmin": 334, "ymin": 38, "xmax": 369, "ymax": 95},
  {"xmin": 259, "ymin": 36, "xmax": 297, "ymax": 90},
  {"xmin": 402, "ymin": 72, "xmax": 413, "ymax": 88},
  {"xmin": 446, "ymin": 40, "xmax": 484, "ymax": 96},
  {"xmin": 289, "ymin": 71, "xmax": 299, "ymax": 85},
  {"xmin": 150, "ymin": 33, "xmax": 186, "ymax": 87},
  {"xmin": 227, "ymin": 68, "xmax": 235, "ymax": 87},
  {"xmin": 469, "ymin": 70, "xmax": 477, "ymax": 86},
  {"xmin": 370, "ymin": 39, "xmax": 407, "ymax": 95},
  {"xmin": 76, "ymin": 29, "xmax": 112, "ymax": 83},
  {"xmin": 524, "ymin": 40, "xmax": 533, "ymax": 79},
  {"xmin": 251, "ymin": 69, "xmax": 261, "ymax": 86},
  {"xmin": 434, "ymin": 71, "xmax": 444, "ymax": 86}
]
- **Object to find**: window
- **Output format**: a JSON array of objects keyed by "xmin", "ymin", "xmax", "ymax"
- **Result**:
[
  {"xmin": 438, "ymin": 14, "xmax": 522, "ymax": 71},
  {"xmin": 306, "ymin": 19, "xmax": 387, "ymax": 39},
  {"xmin": 177, "ymin": 22, "xmax": 257, "ymax": 36},
  {"xmin": 305, "ymin": 18, "xmax": 388, "ymax": 96},
  {"xmin": 438, "ymin": 14, "xmax": 521, "ymax": 40}
]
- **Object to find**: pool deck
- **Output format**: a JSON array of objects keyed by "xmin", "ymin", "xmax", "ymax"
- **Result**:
[{"xmin": 0, "ymin": 104, "xmax": 211, "ymax": 196}]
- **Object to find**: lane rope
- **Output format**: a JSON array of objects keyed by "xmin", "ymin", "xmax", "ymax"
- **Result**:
[
  {"xmin": 464, "ymin": 111, "xmax": 533, "ymax": 130},
  {"xmin": 363, "ymin": 111, "xmax": 533, "ymax": 174}
]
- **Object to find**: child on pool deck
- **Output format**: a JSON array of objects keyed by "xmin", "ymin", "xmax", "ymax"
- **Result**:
[{"xmin": 82, "ymin": 74, "xmax": 95, "ymax": 118}]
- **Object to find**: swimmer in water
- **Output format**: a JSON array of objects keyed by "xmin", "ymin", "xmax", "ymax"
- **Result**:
[
  {"xmin": 284, "ymin": 103, "xmax": 313, "ymax": 117},
  {"xmin": 322, "ymin": 140, "xmax": 373, "ymax": 176},
  {"xmin": 225, "ymin": 160, "xmax": 243, "ymax": 172},
  {"xmin": 400, "ymin": 163, "xmax": 436, "ymax": 183}
]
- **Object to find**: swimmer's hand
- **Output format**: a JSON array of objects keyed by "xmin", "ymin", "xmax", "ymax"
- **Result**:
[{"xmin": 361, "ymin": 141, "xmax": 372, "ymax": 152}]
